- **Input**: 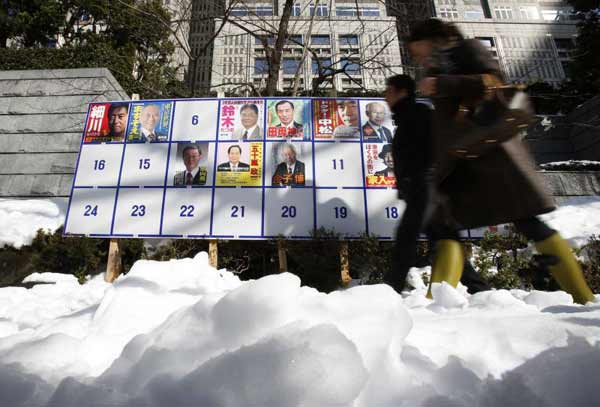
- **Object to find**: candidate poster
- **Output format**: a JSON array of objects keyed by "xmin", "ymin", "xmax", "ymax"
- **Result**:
[
  {"xmin": 266, "ymin": 99, "xmax": 311, "ymax": 140},
  {"xmin": 169, "ymin": 143, "xmax": 212, "ymax": 186},
  {"xmin": 219, "ymin": 99, "xmax": 265, "ymax": 141},
  {"xmin": 313, "ymin": 99, "xmax": 360, "ymax": 139},
  {"xmin": 215, "ymin": 142, "xmax": 263, "ymax": 186},
  {"xmin": 364, "ymin": 143, "xmax": 396, "ymax": 187},
  {"xmin": 268, "ymin": 142, "xmax": 310, "ymax": 186},
  {"xmin": 127, "ymin": 101, "xmax": 173, "ymax": 142},
  {"xmin": 84, "ymin": 102, "xmax": 130, "ymax": 143},
  {"xmin": 359, "ymin": 100, "xmax": 395, "ymax": 143}
]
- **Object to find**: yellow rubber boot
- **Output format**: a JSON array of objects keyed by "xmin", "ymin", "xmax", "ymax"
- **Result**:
[
  {"xmin": 427, "ymin": 240, "xmax": 465, "ymax": 299},
  {"xmin": 535, "ymin": 233, "xmax": 594, "ymax": 305}
]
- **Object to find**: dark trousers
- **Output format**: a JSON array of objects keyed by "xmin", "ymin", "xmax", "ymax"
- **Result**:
[{"xmin": 387, "ymin": 176, "xmax": 490, "ymax": 294}]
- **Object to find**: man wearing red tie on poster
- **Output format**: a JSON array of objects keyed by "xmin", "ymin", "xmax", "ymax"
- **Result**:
[{"xmin": 174, "ymin": 145, "xmax": 207, "ymax": 186}]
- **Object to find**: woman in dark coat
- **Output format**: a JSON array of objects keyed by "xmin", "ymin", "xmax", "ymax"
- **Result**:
[{"xmin": 407, "ymin": 19, "xmax": 594, "ymax": 304}]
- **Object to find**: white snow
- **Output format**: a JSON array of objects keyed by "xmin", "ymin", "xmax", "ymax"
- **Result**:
[
  {"xmin": 539, "ymin": 160, "xmax": 600, "ymax": 170},
  {"xmin": 22, "ymin": 273, "xmax": 79, "ymax": 285},
  {"xmin": 0, "ymin": 198, "xmax": 67, "ymax": 248},
  {"xmin": 542, "ymin": 196, "xmax": 600, "ymax": 247},
  {"xmin": 0, "ymin": 252, "xmax": 599, "ymax": 406}
]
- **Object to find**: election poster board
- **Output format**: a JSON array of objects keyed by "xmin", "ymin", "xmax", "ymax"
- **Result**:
[{"xmin": 65, "ymin": 97, "xmax": 485, "ymax": 241}]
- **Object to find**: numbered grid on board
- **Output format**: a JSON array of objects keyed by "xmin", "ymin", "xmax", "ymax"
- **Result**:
[{"xmin": 64, "ymin": 97, "xmax": 404, "ymax": 240}]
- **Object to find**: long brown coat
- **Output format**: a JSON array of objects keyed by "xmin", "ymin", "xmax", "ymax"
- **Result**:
[{"xmin": 430, "ymin": 40, "xmax": 555, "ymax": 229}]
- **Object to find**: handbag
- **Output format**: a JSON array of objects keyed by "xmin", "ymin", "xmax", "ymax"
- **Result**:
[{"xmin": 449, "ymin": 74, "xmax": 535, "ymax": 159}]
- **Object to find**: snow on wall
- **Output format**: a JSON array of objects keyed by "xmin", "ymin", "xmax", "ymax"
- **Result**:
[
  {"xmin": 0, "ymin": 198, "xmax": 67, "ymax": 248},
  {"xmin": 0, "ymin": 252, "xmax": 598, "ymax": 406}
]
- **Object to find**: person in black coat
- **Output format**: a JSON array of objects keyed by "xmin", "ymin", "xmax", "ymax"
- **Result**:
[
  {"xmin": 408, "ymin": 18, "xmax": 594, "ymax": 303},
  {"xmin": 384, "ymin": 74, "xmax": 489, "ymax": 294}
]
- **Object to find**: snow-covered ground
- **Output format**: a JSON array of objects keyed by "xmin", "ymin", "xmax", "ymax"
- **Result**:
[{"xmin": 1, "ymin": 253, "xmax": 599, "ymax": 407}]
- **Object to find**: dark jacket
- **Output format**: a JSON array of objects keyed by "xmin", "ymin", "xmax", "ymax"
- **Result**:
[
  {"xmin": 173, "ymin": 168, "xmax": 207, "ymax": 186},
  {"xmin": 430, "ymin": 39, "xmax": 555, "ymax": 229},
  {"xmin": 272, "ymin": 161, "xmax": 306, "ymax": 186},
  {"xmin": 217, "ymin": 162, "xmax": 250, "ymax": 171},
  {"xmin": 391, "ymin": 97, "xmax": 434, "ymax": 198}
]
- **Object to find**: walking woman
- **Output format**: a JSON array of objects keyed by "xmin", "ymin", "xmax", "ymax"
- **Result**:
[{"xmin": 407, "ymin": 18, "xmax": 595, "ymax": 304}]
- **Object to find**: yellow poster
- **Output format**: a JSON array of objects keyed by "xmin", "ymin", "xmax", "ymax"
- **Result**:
[{"xmin": 216, "ymin": 142, "xmax": 263, "ymax": 186}]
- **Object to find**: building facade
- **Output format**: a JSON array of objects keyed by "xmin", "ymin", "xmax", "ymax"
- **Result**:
[
  {"xmin": 431, "ymin": 0, "xmax": 578, "ymax": 86},
  {"xmin": 187, "ymin": 1, "xmax": 402, "ymax": 95}
]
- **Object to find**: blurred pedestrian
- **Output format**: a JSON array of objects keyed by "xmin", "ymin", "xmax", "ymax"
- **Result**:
[
  {"xmin": 384, "ymin": 74, "xmax": 489, "ymax": 295},
  {"xmin": 407, "ymin": 18, "xmax": 594, "ymax": 304}
]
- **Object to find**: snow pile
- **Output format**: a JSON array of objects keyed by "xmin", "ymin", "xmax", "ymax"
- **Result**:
[
  {"xmin": 1, "ymin": 253, "xmax": 599, "ymax": 406},
  {"xmin": 539, "ymin": 160, "xmax": 600, "ymax": 171},
  {"xmin": 542, "ymin": 196, "xmax": 600, "ymax": 247},
  {"xmin": 0, "ymin": 199, "xmax": 66, "ymax": 248}
]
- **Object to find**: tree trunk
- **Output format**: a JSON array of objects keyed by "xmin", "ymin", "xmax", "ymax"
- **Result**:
[{"xmin": 265, "ymin": 0, "xmax": 295, "ymax": 96}]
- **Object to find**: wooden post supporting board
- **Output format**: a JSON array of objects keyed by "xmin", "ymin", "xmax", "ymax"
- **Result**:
[
  {"xmin": 278, "ymin": 240, "xmax": 288, "ymax": 273},
  {"xmin": 209, "ymin": 239, "xmax": 218, "ymax": 268},
  {"xmin": 340, "ymin": 242, "xmax": 352, "ymax": 286},
  {"xmin": 105, "ymin": 239, "xmax": 123, "ymax": 283}
]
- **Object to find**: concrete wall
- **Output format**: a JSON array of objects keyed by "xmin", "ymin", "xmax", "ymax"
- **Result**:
[{"xmin": 0, "ymin": 68, "xmax": 128, "ymax": 198}]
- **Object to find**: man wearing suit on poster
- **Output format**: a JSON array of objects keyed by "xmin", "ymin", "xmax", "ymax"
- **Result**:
[
  {"xmin": 173, "ymin": 145, "xmax": 207, "ymax": 186},
  {"xmin": 274, "ymin": 100, "xmax": 304, "ymax": 136},
  {"xmin": 362, "ymin": 102, "xmax": 393, "ymax": 142},
  {"xmin": 375, "ymin": 144, "xmax": 395, "ymax": 178},
  {"xmin": 333, "ymin": 100, "xmax": 360, "ymax": 139},
  {"xmin": 233, "ymin": 104, "xmax": 263, "ymax": 140},
  {"xmin": 272, "ymin": 143, "xmax": 305, "ymax": 186},
  {"xmin": 217, "ymin": 145, "xmax": 250, "ymax": 171},
  {"xmin": 107, "ymin": 103, "xmax": 129, "ymax": 141},
  {"xmin": 139, "ymin": 104, "xmax": 167, "ymax": 142}
]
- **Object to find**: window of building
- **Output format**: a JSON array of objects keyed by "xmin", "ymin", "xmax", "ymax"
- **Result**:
[
  {"xmin": 339, "ymin": 35, "xmax": 359, "ymax": 46},
  {"xmin": 255, "ymin": 58, "xmax": 268, "ymax": 74},
  {"xmin": 494, "ymin": 6, "xmax": 513, "ymax": 20},
  {"xmin": 283, "ymin": 58, "xmax": 301, "ymax": 74},
  {"xmin": 476, "ymin": 37, "xmax": 495, "ymax": 48},
  {"xmin": 256, "ymin": 6, "xmax": 273, "ymax": 16},
  {"xmin": 292, "ymin": 3, "xmax": 302, "ymax": 16},
  {"xmin": 231, "ymin": 7, "xmax": 248, "ymax": 16},
  {"xmin": 439, "ymin": 7, "xmax": 459, "ymax": 19},
  {"xmin": 286, "ymin": 35, "xmax": 303, "ymax": 45},
  {"xmin": 554, "ymin": 38, "xmax": 574, "ymax": 50},
  {"xmin": 465, "ymin": 9, "xmax": 485, "ymax": 20},
  {"xmin": 361, "ymin": 7, "xmax": 380, "ymax": 17},
  {"xmin": 542, "ymin": 10, "xmax": 559, "ymax": 21},
  {"xmin": 311, "ymin": 35, "xmax": 330, "ymax": 45},
  {"xmin": 309, "ymin": 3, "xmax": 329, "ymax": 17},
  {"xmin": 312, "ymin": 58, "xmax": 333, "ymax": 74},
  {"xmin": 520, "ymin": 6, "xmax": 539, "ymax": 20},
  {"xmin": 255, "ymin": 35, "xmax": 275, "ymax": 46},
  {"xmin": 341, "ymin": 58, "xmax": 361, "ymax": 74},
  {"xmin": 336, "ymin": 6, "xmax": 356, "ymax": 17}
]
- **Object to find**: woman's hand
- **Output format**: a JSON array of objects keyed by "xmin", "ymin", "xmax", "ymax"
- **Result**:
[{"xmin": 418, "ymin": 77, "xmax": 438, "ymax": 96}]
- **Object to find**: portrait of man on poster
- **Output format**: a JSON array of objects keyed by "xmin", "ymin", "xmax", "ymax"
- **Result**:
[
  {"xmin": 362, "ymin": 102, "xmax": 393, "ymax": 142},
  {"xmin": 173, "ymin": 145, "xmax": 207, "ymax": 186},
  {"xmin": 233, "ymin": 104, "xmax": 263, "ymax": 140},
  {"xmin": 272, "ymin": 143, "xmax": 305, "ymax": 186},
  {"xmin": 217, "ymin": 145, "xmax": 250, "ymax": 171},
  {"xmin": 333, "ymin": 100, "xmax": 360, "ymax": 139}
]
